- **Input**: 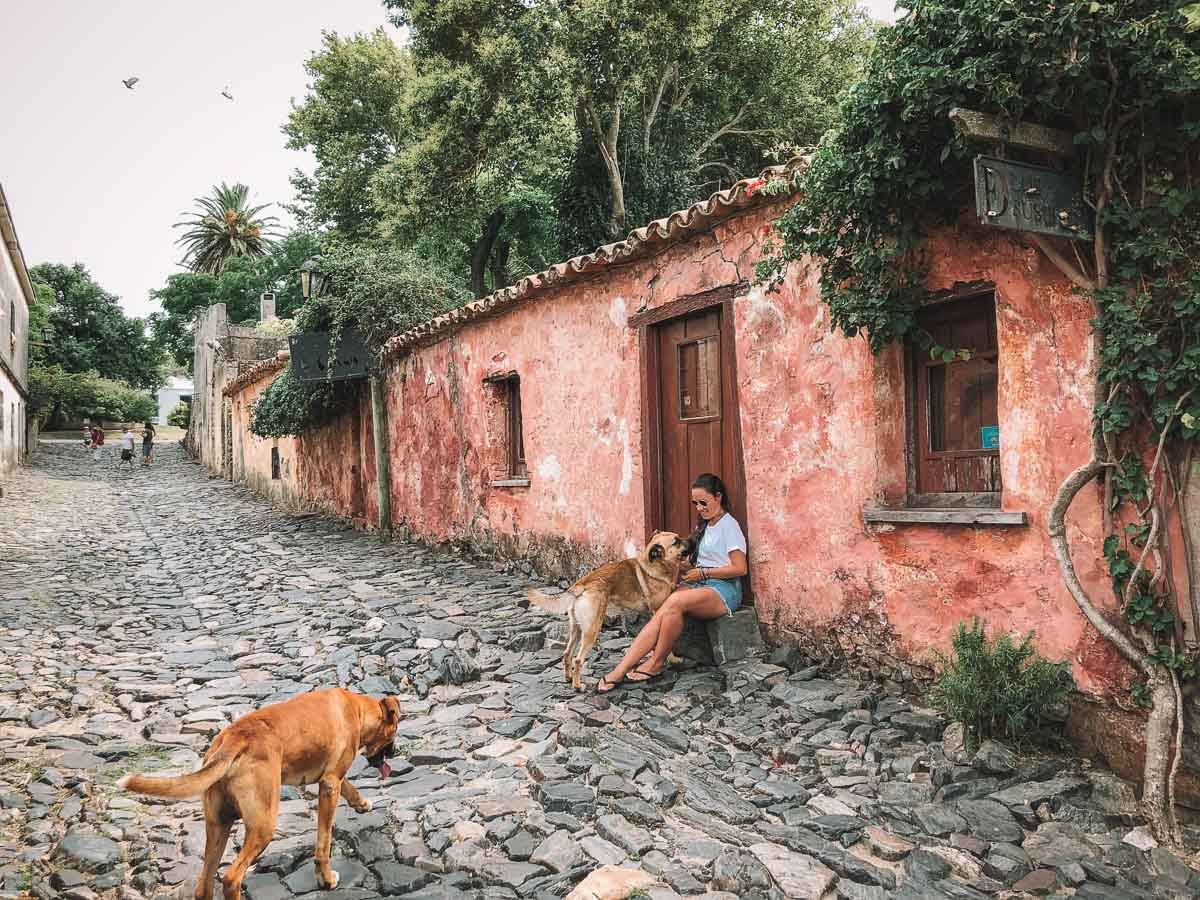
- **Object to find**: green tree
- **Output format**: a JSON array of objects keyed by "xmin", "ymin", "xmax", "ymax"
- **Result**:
[
  {"xmin": 174, "ymin": 182, "xmax": 280, "ymax": 274},
  {"xmin": 28, "ymin": 263, "xmax": 163, "ymax": 390},
  {"xmin": 386, "ymin": 0, "xmax": 872, "ymax": 258},
  {"xmin": 285, "ymin": 30, "xmax": 414, "ymax": 240},
  {"xmin": 29, "ymin": 365, "xmax": 156, "ymax": 427},
  {"xmin": 148, "ymin": 232, "xmax": 319, "ymax": 368},
  {"xmin": 761, "ymin": 0, "xmax": 1200, "ymax": 843}
]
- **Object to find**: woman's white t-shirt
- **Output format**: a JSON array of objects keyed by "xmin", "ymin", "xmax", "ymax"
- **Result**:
[
  {"xmin": 695, "ymin": 512, "xmax": 747, "ymax": 569},
  {"xmin": 121, "ymin": 432, "xmax": 135, "ymax": 450}
]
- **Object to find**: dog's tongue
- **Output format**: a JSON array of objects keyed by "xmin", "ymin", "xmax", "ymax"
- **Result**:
[{"xmin": 378, "ymin": 759, "xmax": 391, "ymax": 779}]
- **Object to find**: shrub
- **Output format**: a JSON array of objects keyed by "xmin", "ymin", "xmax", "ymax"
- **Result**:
[
  {"xmin": 167, "ymin": 401, "xmax": 191, "ymax": 428},
  {"xmin": 29, "ymin": 366, "xmax": 158, "ymax": 427},
  {"xmin": 249, "ymin": 367, "xmax": 355, "ymax": 438},
  {"xmin": 933, "ymin": 619, "xmax": 1073, "ymax": 747}
]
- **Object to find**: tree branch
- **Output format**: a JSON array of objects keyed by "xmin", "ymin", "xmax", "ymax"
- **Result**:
[
  {"xmin": 1029, "ymin": 235, "xmax": 1097, "ymax": 291},
  {"xmin": 643, "ymin": 63, "xmax": 677, "ymax": 156},
  {"xmin": 691, "ymin": 101, "xmax": 753, "ymax": 164}
]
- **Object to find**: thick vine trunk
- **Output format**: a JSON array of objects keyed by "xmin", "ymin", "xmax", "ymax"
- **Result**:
[
  {"xmin": 1048, "ymin": 459, "xmax": 1180, "ymax": 844},
  {"xmin": 1142, "ymin": 675, "xmax": 1179, "ymax": 842}
]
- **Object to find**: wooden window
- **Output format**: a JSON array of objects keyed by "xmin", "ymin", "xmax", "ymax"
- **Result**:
[
  {"xmin": 677, "ymin": 335, "xmax": 721, "ymax": 422},
  {"xmin": 505, "ymin": 376, "xmax": 527, "ymax": 479},
  {"xmin": 913, "ymin": 294, "xmax": 1001, "ymax": 499},
  {"xmin": 271, "ymin": 446, "xmax": 281, "ymax": 480}
]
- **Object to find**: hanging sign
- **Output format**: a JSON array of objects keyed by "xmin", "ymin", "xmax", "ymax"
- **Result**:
[
  {"xmin": 973, "ymin": 156, "xmax": 1090, "ymax": 241},
  {"xmin": 981, "ymin": 426, "xmax": 1000, "ymax": 449},
  {"xmin": 288, "ymin": 329, "xmax": 373, "ymax": 383}
]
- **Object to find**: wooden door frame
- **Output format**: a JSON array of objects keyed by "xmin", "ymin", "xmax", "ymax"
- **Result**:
[{"xmin": 633, "ymin": 283, "xmax": 750, "ymax": 544}]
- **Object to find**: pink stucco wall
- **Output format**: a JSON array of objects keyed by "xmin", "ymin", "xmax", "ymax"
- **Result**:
[{"xmin": 228, "ymin": 198, "xmax": 1199, "ymax": 797}]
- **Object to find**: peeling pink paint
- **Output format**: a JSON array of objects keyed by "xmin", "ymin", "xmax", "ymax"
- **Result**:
[{"xmin": 225, "ymin": 199, "xmax": 1197, "ymax": 797}]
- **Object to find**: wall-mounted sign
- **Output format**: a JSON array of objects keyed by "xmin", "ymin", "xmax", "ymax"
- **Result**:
[
  {"xmin": 288, "ymin": 329, "xmax": 373, "ymax": 383},
  {"xmin": 981, "ymin": 425, "xmax": 1000, "ymax": 449},
  {"xmin": 973, "ymin": 156, "xmax": 1090, "ymax": 241}
]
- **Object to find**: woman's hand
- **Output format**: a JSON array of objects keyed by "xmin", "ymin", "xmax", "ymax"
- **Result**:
[{"xmin": 681, "ymin": 568, "xmax": 703, "ymax": 583}]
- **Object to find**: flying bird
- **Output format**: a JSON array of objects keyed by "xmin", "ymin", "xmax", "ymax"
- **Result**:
[
  {"xmin": 122, "ymin": 77, "xmax": 139, "ymax": 90},
  {"xmin": 221, "ymin": 86, "xmax": 233, "ymax": 102}
]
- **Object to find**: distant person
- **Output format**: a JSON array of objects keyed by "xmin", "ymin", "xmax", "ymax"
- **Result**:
[
  {"xmin": 119, "ymin": 425, "xmax": 136, "ymax": 470},
  {"xmin": 141, "ymin": 421, "xmax": 156, "ymax": 466},
  {"xmin": 90, "ymin": 424, "xmax": 105, "ymax": 461},
  {"xmin": 82, "ymin": 423, "xmax": 92, "ymax": 449}
]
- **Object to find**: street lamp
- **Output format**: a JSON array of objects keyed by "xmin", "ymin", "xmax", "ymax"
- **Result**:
[{"xmin": 299, "ymin": 259, "xmax": 328, "ymax": 301}]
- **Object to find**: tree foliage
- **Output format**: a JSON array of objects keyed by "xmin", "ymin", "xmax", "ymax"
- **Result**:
[
  {"xmin": 286, "ymin": 3, "xmax": 871, "ymax": 301},
  {"xmin": 761, "ymin": 0, "xmax": 1200, "ymax": 842},
  {"xmin": 293, "ymin": 240, "xmax": 471, "ymax": 350},
  {"xmin": 284, "ymin": 30, "xmax": 414, "ymax": 240},
  {"xmin": 148, "ymin": 232, "xmax": 319, "ymax": 368},
  {"xmin": 28, "ymin": 263, "xmax": 163, "ymax": 390},
  {"xmin": 174, "ymin": 182, "xmax": 281, "ymax": 274},
  {"xmin": 253, "ymin": 241, "xmax": 469, "ymax": 438},
  {"xmin": 29, "ymin": 365, "xmax": 156, "ymax": 427},
  {"xmin": 167, "ymin": 400, "xmax": 191, "ymax": 429}
]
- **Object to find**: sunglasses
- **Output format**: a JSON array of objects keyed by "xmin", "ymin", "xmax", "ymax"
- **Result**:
[{"xmin": 691, "ymin": 498, "xmax": 712, "ymax": 508}]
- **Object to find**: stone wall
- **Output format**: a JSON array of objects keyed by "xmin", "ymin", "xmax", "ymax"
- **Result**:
[{"xmin": 189, "ymin": 304, "xmax": 285, "ymax": 476}]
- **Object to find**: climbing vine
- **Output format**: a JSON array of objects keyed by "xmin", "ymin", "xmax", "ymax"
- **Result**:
[
  {"xmin": 251, "ymin": 241, "xmax": 471, "ymax": 437},
  {"xmin": 761, "ymin": 0, "xmax": 1200, "ymax": 844}
]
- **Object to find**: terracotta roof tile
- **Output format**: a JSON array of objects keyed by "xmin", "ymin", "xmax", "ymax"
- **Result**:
[
  {"xmin": 222, "ymin": 356, "xmax": 286, "ymax": 397},
  {"xmin": 379, "ymin": 156, "xmax": 807, "ymax": 362}
]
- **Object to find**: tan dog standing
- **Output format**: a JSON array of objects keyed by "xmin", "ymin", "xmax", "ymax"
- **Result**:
[
  {"xmin": 119, "ymin": 688, "xmax": 401, "ymax": 900},
  {"xmin": 530, "ymin": 531, "xmax": 695, "ymax": 690}
]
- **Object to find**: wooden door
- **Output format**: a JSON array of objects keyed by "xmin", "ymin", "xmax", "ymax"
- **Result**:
[{"xmin": 654, "ymin": 307, "xmax": 744, "ymax": 538}]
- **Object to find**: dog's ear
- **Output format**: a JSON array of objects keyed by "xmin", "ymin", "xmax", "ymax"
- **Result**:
[
  {"xmin": 380, "ymin": 696, "xmax": 401, "ymax": 725},
  {"xmin": 648, "ymin": 543, "xmax": 664, "ymax": 562}
]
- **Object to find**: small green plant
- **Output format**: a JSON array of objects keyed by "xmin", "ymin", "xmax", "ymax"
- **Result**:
[
  {"xmin": 167, "ymin": 400, "xmax": 191, "ymax": 428},
  {"xmin": 626, "ymin": 890, "xmax": 650, "ymax": 899},
  {"xmin": 933, "ymin": 618, "xmax": 1073, "ymax": 747}
]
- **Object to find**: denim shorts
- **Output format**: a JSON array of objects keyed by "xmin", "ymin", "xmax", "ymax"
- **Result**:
[{"xmin": 696, "ymin": 577, "xmax": 742, "ymax": 615}]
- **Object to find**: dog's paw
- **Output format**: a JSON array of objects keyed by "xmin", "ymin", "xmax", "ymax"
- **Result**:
[{"xmin": 317, "ymin": 869, "xmax": 340, "ymax": 890}]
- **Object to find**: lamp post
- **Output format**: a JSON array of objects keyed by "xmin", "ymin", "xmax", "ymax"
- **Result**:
[{"xmin": 299, "ymin": 259, "xmax": 328, "ymax": 302}]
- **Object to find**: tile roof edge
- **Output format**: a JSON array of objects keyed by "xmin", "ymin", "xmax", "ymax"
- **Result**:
[{"xmin": 378, "ymin": 155, "xmax": 808, "ymax": 363}]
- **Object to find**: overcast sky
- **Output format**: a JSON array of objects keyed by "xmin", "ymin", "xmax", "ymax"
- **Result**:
[{"xmin": 0, "ymin": 1, "xmax": 897, "ymax": 322}]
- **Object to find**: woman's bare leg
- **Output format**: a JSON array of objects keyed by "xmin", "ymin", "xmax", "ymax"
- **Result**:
[
  {"xmin": 599, "ymin": 588, "xmax": 727, "ymax": 690},
  {"xmin": 597, "ymin": 615, "xmax": 665, "ymax": 692},
  {"xmin": 631, "ymin": 588, "xmax": 727, "ymax": 678}
]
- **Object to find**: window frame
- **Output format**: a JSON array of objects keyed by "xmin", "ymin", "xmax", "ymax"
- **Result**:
[
  {"xmin": 505, "ymin": 375, "xmax": 527, "ymax": 480},
  {"xmin": 908, "ymin": 291, "xmax": 1002, "ymax": 506},
  {"xmin": 675, "ymin": 334, "xmax": 722, "ymax": 424}
]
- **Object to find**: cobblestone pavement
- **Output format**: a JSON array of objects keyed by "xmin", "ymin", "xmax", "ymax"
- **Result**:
[{"xmin": 1, "ymin": 442, "xmax": 1199, "ymax": 900}]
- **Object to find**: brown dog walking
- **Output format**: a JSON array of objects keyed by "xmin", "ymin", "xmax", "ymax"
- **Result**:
[{"xmin": 119, "ymin": 688, "xmax": 401, "ymax": 900}]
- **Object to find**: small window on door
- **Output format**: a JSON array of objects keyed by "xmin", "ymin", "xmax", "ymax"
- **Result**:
[
  {"xmin": 505, "ymin": 376, "xmax": 527, "ymax": 479},
  {"xmin": 913, "ymin": 294, "xmax": 1001, "ymax": 498},
  {"xmin": 678, "ymin": 335, "xmax": 721, "ymax": 422}
]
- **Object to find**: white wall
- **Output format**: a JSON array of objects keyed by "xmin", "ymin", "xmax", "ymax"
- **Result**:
[{"xmin": 156, "ymin": 378, "xmax": 194, "ymax": 424}]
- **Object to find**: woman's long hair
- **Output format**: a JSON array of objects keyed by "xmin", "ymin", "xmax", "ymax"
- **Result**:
[{"xmin": 690, "ymin": 472, "xmax": 731, "ymax": 551}]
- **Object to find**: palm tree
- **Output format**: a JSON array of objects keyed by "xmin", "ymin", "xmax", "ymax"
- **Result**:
[{"xmin": 174, "ymin": 182, "xmax": 280, "ymax": 274}]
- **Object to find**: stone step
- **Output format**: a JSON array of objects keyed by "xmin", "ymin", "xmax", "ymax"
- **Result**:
[{"xmin": 673, "ymin": 605, "xmax": 765, "ymax": 667}]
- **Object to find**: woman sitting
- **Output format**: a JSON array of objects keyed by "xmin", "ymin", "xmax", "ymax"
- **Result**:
[{"xmin": 598, "ymin": 472, "xmax": 747, "ymax": 691}]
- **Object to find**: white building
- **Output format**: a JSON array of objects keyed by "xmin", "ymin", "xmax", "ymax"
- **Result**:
[
  {"xmin": 0, "ymin": 184, "xmax": 33, "ymax": 478},
  {"xmin": 156, "ymin": 374, "xmax": 193, "ymax": 425}
]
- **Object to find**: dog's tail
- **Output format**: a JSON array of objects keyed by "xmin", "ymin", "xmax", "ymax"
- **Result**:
[
  {"xmin": 525, "ymin": 587, "xmax": 575, "ymax": 615},
  {"xmin": 117, "ymin": 750, "xmax": 236, "ymax": 800}
]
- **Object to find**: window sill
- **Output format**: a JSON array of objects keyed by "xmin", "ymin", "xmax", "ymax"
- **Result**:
[
  {"xmin": 863, "ymin": 507, "xmax": 1027, "ymax": 526},
  {"xmin": 492, "ymin": 478, "xmax": 531, "ymax": 488}
]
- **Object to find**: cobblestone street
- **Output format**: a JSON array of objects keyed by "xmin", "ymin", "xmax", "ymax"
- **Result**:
[{"xmin": 1, "ymin": 442, "xmax": 1198, "ymax": 900}]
